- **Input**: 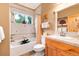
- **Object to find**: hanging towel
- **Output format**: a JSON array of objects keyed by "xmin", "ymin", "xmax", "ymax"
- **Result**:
[
  {"xmin": 0, "ymin": 26, "xmax": 5, "ymax": 43},
  {"xmin": 0, "ymin": 40, "xmax": 1, "ymax": 43}
]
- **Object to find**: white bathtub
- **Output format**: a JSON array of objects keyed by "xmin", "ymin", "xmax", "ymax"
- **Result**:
[{"xmin": 10, "ymin": 37, "xmax": 36, "ymax": 56}]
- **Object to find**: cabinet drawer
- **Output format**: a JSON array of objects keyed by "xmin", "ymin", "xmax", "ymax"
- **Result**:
[
  {"xmin": 56, "ymin": 48, "xmax": 78, "ymax": 56},
  {"xmin": 46, "ymin": 38, "xmax": 79, "ymax": 56},
  {"xmin": 56, "ymin": 49, "xmax": 70, "ymax": 56},
  {"xmin": 67, "ymin": 49, "xmax": 79, "ymax": 56},
  {"xmin": 46, "ymin": 38, "xmax": 71, "ymax": 50},
  {"xmin": 47, "ymin": 46, "xmax": 57, "ymax": 56}
]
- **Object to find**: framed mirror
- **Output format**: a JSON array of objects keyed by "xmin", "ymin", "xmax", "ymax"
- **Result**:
[{"xmin": 57, "ymin": 4, "xmax": 79, "ymax": 37}]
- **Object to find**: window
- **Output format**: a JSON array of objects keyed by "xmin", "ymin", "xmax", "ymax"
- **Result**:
[{"xmin": 13, "ymin": 11, "xmax": 33, "ymax": 24}]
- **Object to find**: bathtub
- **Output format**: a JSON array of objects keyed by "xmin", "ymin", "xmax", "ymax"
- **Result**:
[{"xmin": 10, "ymin": 37, "xmax": 36, "ymax": 56}]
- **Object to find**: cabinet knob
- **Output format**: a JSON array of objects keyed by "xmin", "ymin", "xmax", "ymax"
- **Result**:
[{"xmin": 68, "ymin": 49, "xmax": 79, "ymax": 54}]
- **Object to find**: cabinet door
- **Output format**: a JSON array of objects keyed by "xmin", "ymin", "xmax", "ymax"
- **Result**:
[
  {"xmin": 47, "ymin": 46, "xmax": 57, "ymax": 56},
  {"xmin": 67, "ymin": 50, "xmax": 79, "ymax": 56},
  {"xmin": 56, "ymin": 48, "xmax": 64, "ymax": 56},
  {"xmin": 56, "ymin": 48, "xmax": 71, "ymax": 56},
  {"xmin": 56, "ymin": 48, "xmax": 79, "ymax": 56}
]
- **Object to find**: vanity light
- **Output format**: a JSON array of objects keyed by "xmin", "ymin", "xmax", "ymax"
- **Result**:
[{"xmin": 0, "ymin": 26, "xmax": 5, "ymax": 43}]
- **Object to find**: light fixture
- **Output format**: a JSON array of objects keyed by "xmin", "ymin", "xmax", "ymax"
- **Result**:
[{"xmin": 0, "ymin": 26, "xmax": 5, "ymax": 43}]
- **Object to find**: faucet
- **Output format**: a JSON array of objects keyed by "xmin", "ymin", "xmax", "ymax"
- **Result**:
[
  {"xmin": 21, "ymin": 37, "xmax": 30, "ymax": 44},
  {"xmin": 60, "ymin": 31, "xmax": 66, "ymax": 36},
  {"xmin": 23, "ymin": 37, "xmax": 27, "ymax": 40}
]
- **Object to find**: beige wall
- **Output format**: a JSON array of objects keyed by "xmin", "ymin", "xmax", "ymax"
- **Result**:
[
  {"xmin": 41, "ymin": 3, "xmax": 58, "ymax": 34},
  {"xmin": 58, "ymin": 4, "xmax": 79, "ymax": 18},
  {"xmin": 0, "ymin": 4, "xmax": 10, "ymax": 56},
  {"xmin": 34, "ymin": 3, "xmax": 58, "ymax": 43}
]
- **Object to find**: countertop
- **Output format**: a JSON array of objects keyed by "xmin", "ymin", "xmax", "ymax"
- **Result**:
[{"xmin": 46, "ymin": 35, "xmax": 79, "ymax": 47}]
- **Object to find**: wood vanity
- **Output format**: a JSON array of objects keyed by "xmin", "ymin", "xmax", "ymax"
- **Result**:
[{"xmin": 45, "ymin": 36, "xmax": 79, "ymax": 56}]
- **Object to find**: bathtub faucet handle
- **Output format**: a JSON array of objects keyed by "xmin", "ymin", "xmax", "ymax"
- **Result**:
[{"xmin": 23, "ymin": 37, "xmax": 27, "ymax": 39}]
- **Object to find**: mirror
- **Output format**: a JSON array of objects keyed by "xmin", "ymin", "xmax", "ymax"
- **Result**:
[
  {"xmin": 57, "ymin": 4, "xmax": 79, "ymax": 33},
  {"xmin": 57, "ymin": 17, "xmax": 67, "ymax": 36}
]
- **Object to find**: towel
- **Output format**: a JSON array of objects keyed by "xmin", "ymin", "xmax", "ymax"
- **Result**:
[
  {"xmin": 0, "ymin": 26, "xmax": 5, "ymax": 43},
  {"xmin": 0, "ymin": 40, "xmax": 1, "ymax": 43}
]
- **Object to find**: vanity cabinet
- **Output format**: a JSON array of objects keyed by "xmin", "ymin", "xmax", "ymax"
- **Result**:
[{"xmin": 45, "ymin": 38, "xmax": 79, "ymax": 56}]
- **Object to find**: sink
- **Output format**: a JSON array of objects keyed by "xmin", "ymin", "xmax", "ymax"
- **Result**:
[
  {"xmin": 47, "ymin": 35, "xmax": 79, "ymax": 47},
  {"xmin": 47, "ymin": 35, "xmax": 65, "ymax": 39},
  {"xmin": 47, "ymin": 35, "xmax": 78, "ymax": 43}
]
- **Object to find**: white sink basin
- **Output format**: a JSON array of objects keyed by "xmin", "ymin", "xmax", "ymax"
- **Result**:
[
  {"xmin": 47, "ymin": 35, "xmax": 79, "ymax": 47},
  {"xmin": 48, "ymin": 35, "xmax": 75, "ymax": 40}
]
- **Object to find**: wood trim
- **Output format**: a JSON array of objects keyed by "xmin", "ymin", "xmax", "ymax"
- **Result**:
[
  {"xmin": 15, "ymin": 3, "xmax": 34, "ymax": 11},
  {"xmin": 34, "ymin": 4, "xmax": 41, "ymax": 11},
  {"xmin": 9, "ymin": 3, "xmax": 34, "ymax": 12}
]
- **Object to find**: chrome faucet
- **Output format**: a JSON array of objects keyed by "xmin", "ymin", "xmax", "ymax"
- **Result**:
[{"xmin": 60, "ymin": 31, "xmax": 66, "ymax": 36}]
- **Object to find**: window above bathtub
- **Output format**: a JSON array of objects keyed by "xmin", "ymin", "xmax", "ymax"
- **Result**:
[
  {"xmin": 11, "ymin": 8, "xmax": 33, "ymax": 24},
  {"xmin": 10, "ymin": 8, "xmax": 35, "ymax": 35}
]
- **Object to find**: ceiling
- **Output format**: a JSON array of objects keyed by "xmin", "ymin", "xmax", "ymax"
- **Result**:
[
  {"xmin": 18, "ymin": 3, "xmax": 77, "ymax": 11},
  {"xmin": 19, "ymin": 3, "xmax": 41, "ymax": 9}
]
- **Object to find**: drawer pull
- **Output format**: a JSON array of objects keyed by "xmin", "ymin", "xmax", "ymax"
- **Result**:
[{"xmin": 68, "ymin": 49, "xmax": 79, "ymax": 54}]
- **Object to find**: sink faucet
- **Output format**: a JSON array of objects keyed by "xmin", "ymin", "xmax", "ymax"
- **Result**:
[
  {"xmin": 23, "ymin": 37, "xmax": 27, "ymax": 40},
  {"xmin": 60, "ymin": 31, "xmax": 66, "ymax": 36}
]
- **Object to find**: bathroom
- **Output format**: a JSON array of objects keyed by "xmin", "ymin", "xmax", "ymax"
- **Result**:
[
  {"xmin": 9, "ymin": 3, "xmax": 58, "ymax": 56},
  {"xmin": 0, "ymin": 3, "xmax": 79, "ymax": 56},
  {"xmin": 9, "ymin": 3, "xmax": 79, "ymax": 56}
]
